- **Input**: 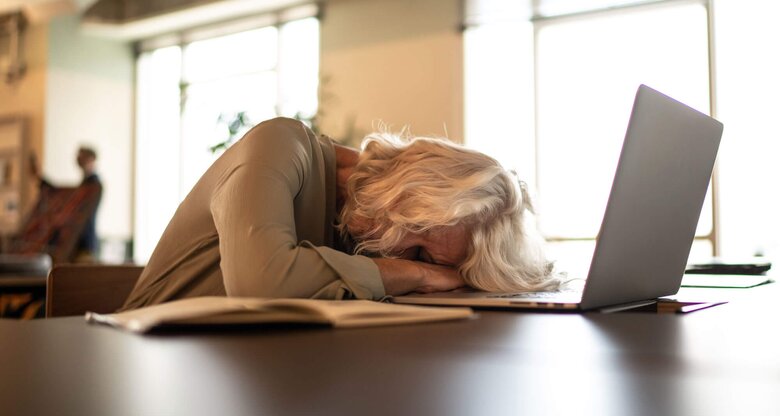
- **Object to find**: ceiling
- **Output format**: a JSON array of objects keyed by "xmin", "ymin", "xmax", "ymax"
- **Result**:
[
  {"xmin": 82, "ymin": 0, "xmax": 308, "ymax": 40},
  {"xmin": 1, "ymin": 0, "xmax": 309, "ymax": 40}
]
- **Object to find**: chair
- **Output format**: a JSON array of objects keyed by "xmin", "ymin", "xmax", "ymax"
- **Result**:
[{"xmin": 45, "ymin": 264, "xmax": 143, "ymax": 318}]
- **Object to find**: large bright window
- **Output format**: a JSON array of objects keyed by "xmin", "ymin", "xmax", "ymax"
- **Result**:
[
  {"xmin": 713, "ymin": 0, "xmax": 780, "ymax": 260},
  {"xmin": 135, "ymin": 16, "xmax": 319, "ymax": 263},
  {"xmin": 465, "ymin": 1, "xmax": 714, "ymax": 274},
  {"xmin": 534, "ymin": 2, "xmax": 712, "ymax": 271}
]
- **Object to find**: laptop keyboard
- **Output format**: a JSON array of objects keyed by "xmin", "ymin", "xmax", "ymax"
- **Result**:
[{"xmin": 487, "ymin": 291, "xmax": 577, "ymax": 299}]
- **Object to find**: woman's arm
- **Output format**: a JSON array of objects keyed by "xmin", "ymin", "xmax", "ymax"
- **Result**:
[
  {"xmin": 213, "ymin": 163, "xmax": 457, "ymax": 299},
  {"xmin": 210, "ymin": 120, "xmax": 384, "ymax": 300},
  {"xmin": 372, "ymin": 257, "xmax": 465, "ymax": 295}
]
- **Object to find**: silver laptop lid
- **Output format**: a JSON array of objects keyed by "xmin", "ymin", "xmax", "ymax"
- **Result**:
[{"xmin": 579, "ymin": 85, "xmax": 723, "ymax": 310}]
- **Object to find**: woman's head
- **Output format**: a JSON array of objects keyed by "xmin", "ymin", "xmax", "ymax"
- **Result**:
[{"xmin": 339, "ymin": 131, "xmax": 559, "ymax": 292}]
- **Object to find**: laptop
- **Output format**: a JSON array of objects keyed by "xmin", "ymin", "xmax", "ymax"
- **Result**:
[{"xmin": 393, "ymin": 85, "xmax": 724, "ymax": 312}]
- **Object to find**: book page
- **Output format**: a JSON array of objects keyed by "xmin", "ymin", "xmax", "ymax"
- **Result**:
[
  {"xmin": 86, "ymin": 297, "xmax": 474, "ymax": 333},
  {"xmin": 263, "ymin": 299, "xmax": 476, "ymax": 328}
]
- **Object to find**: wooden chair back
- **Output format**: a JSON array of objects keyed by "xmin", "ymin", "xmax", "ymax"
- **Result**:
[{"xmin": 46, "ymin": 264, "xmax": 143, "ymax": 317}]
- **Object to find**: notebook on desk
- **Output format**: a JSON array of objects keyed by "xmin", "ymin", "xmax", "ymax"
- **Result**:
[{"xmin": 394, "ymin": 85, "xmax": 724, "ymax": 312}]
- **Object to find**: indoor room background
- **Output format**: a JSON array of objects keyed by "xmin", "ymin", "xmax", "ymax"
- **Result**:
[{"xmin": 0, "ymin": 0, "xmax": 777, "ymax": 271}]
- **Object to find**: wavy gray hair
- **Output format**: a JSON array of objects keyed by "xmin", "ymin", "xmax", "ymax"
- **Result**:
[{"xmin": 339, "ymin": 131, "xmax": 560, "ymax": 292}]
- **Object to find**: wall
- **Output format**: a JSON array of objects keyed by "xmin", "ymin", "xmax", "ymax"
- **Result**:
[
  {"xmin": 0, "ymin": 22, "xmax": 47, "ymax": 213},
  {"xmin": 44, "ymin": 14, "xmax": 134, "ymax": 249},
  {"xmin": 319, "ymin": 0, "xmax": 463, "ymax": 145}
]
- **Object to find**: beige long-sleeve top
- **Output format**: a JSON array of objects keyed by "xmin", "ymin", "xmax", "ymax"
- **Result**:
[{"xmin": 121, "ymin": 117, "xmax": 385, "ymax": 311}]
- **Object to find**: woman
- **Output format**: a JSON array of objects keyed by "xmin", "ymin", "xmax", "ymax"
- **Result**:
[{"xmin": 121, "ymin": 117, "xmax": 557, "ymax": 310}]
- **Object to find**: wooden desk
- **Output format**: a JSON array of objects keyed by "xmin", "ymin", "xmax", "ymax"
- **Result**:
[{"xmin": 1, "ymin": 283, "xmax": 778, "ymax": 416}]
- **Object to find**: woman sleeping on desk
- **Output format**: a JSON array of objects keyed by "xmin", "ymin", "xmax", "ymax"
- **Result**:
[{"xmin": 121, "ymin": 117, "xmax": 560, "ymax": 310}]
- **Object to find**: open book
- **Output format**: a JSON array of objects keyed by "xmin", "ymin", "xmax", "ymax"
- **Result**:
[{"xmin": 86, "ymin": 296, "xmax": 475, "ymax": 333}]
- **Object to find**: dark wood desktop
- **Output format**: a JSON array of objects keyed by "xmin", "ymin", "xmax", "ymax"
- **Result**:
[{"xmin": 1, "ymin": 281, "xmax": 778, "ymax": 416}]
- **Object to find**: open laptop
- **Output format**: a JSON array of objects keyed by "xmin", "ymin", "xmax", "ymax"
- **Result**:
[{"xmin": 394, "ymin": 85, "xmax": 724, "ymax": 312}]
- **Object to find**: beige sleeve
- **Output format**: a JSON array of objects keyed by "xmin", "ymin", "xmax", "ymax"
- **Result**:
[{"xmin": 210, "ymin": 156, "xmax": 385, "ymax": 301}]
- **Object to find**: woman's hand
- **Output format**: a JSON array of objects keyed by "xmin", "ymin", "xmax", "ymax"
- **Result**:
[
  {"xmin": 413, "ymin": 262, "xmax": 465, "ymax": 294},
  {"xmin": 372, "ymin": 257, "xmax": 466, "ymax": 296}
]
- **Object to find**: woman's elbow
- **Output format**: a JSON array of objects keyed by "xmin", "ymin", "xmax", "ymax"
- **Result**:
[{"xmin": 221, "ymin": 260, "xmax": 319, "ymax": 299}]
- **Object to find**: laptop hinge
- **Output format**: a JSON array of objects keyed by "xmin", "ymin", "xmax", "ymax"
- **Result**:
[{"xmin": 593, "ymin": 299, "xmax": 658, "ymax": 313}]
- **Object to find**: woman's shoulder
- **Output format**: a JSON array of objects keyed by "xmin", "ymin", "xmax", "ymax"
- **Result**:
[
  {"xmin": 226, "ymin": 118, "xmax": 338, "ymax": 181},
  {"xmin": 247, "ymin": 117, "xmax": 312, "ymax": 140},
  {"xmin": 239, "ymin": 117, "xmax": 319, "ymax": 154}
]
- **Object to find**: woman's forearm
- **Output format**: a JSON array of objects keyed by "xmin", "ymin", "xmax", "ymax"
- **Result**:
[{"xmin": 372, "ymin": 257, "xmax": 464, "ymax": 295}]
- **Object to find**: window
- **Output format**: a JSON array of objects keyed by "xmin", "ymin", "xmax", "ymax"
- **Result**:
[
  {"xmin": 134, "ymin": 15, "xmax": 319, "ymax": 263},
  {"xmin": 713, "ymin": 0, "xmax": 780, "ymax": 259},
  {"xmin": 465, "ymin": 1, "xmax": 714, "ymax": 273},
  {"xmin": 534, "ymin": 2, "xmax": 712, "ymax": 271}
]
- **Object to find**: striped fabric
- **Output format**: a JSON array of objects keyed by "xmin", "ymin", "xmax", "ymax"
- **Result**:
[
  {"xmin": 0, "ymin": 181, "xmax": 102, "ymax": 319},
  {"xmin": 8, "ymin": 181, "xmax": 102, "ymax": 264}
]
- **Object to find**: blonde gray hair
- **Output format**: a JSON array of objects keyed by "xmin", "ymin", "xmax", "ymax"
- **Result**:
[{"xmin": 339, "ymin": 131, "xmax": 560, "ymax": 292}]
